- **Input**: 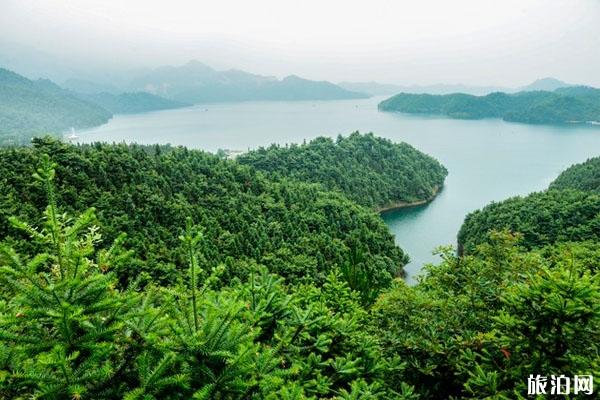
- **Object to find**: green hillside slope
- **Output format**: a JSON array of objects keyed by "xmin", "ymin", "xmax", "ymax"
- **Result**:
[
  {"xmin": 237, "ymin": 132, "xmax": 447, "ymax": 209},
  {"xmin": 0, "ymin": 68, "xmax": 111, "ymax": 145}
]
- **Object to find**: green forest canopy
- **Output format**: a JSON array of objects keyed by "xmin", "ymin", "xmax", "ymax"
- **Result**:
[
  {"xmin": 237, "ymin": 132, "xmax": 448, "ymax": 209},
  {"xmin": 457, "ymin": 189, "xmax": 600, "ymax": 254},
  {"xmin": 458, "ymin": 155, "xmax": 600, "ymax": 254},
  {"xmin": 0, "ymin": 136, "xmax": 598, "ymax": 399},
  {"xmin": 550, "ymin": 155, "xmax": 600, "ymax": 193},
  {"xmin": 378, "ymin": 86, "xmax": 600, "ymax": 125},
  {"xmin": 0, "ymin": 138, "xmax": 406, "ymax": 292}
]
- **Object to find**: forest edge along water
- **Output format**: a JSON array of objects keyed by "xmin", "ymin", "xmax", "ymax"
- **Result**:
[
  {"xmin": 377, "ymin": 185, "xmax": 443, "ymax": 213},
  {"xmin": 76, "ymin": 96, "xmax": 600, "ymax": 284}
]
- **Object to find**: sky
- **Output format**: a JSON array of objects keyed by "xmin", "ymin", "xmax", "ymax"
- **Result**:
[{"xmin": 1, "ymin": 0, "xmax": 599, "ymax": 87}]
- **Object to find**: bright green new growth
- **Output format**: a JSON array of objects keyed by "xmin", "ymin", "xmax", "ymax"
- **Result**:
[
  {"xmin": 1, "ymin": 145, "xmax": 599, "ymax": 399},
  {"xmin": 0, "ymin": 154, "xmax": 135, "ymax": 399},
  {"xmin": 179, "ymin": 217, "xmax": 203, "ymax": 331},
  {"xmin": 0, "ymin": 155, "xmax": 405, "ymax": 399},
  {"xmin": 372, "ymin": 231, "xmax": 600, "ymax": 398}
]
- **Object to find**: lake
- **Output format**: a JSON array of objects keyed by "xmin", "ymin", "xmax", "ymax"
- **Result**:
[{"xmin": 77, "ymin": 96, "xmax": 600, "ymax": 284}]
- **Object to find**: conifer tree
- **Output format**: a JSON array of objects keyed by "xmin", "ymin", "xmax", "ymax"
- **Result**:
[
  {"xmin": 126, "ymin": 218, "xmax": 280, "ymax": 399},
  {"xmin": 0, "ymin": 155, "xmax": 136, "ymax": 399}
]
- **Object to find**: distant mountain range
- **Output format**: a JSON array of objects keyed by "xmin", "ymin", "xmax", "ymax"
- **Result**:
[
  {"xmin": 52, "ymin": 61, "xmax": 370, "ymax": 108},
  {"xmin": 339, "ymin": 77, "xmax": 574, "ymax": 97},
  {"xmin": 0, "ymin": 62, "xmax": 367, "ymax": 145},
  {"xmin": 518, "ymin": 77, "xmax": 573, "ymax": 92},
  {"xmin": 0, "ymin": 67, "xmax": 111, "ymax": 145},
  {"xmin": 338, "ymin": 81, "xmax": 507, "ymax": 96},
  {"xmin": 127, "ymin": 60, "xmax": 367, "ymax": 103},
  {"xmin": 2, "ymin": 57, "xmax": 594, "ymax": 145},
  {"xmin": 0, "ymin": 67, "xmax": 190, "ymax": 145},
  {"xmin": 76, "ymin": 92, "xmax": 190, "ymax": 115},
  {"xmin": 63, "ymin": 78, "xmax": 122, "ymax": 95},
  {"xmin": 378, "ymin": 85, "xmax": 600, "ymax": 125}
]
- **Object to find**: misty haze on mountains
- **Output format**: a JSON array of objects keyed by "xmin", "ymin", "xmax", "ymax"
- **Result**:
[{"xmin": 1, "ymin": 0, "xmax": 599, "ymax": 90}]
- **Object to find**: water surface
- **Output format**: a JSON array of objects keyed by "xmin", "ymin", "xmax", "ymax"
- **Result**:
[{"xmin": 78, "ymin": 97, "xmax": 600, "ymax": 283}]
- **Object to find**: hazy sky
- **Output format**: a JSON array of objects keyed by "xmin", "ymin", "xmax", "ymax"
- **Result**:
[{"xmin": 1, "ymin": 0, "xmax": 599, "ymax": 86}]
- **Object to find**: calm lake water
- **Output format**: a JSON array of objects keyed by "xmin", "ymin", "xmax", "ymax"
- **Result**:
[{"xmin": 77, "ymin": 96, "xmax": 600, "ymax": 283}]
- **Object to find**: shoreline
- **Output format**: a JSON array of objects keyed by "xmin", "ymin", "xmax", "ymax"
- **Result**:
[{"xmin": 377, "ymin": 185, "xmax": 443, "ymax": 213}]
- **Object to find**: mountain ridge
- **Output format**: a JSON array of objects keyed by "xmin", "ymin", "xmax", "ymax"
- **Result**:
[
  {"xmin": 76, "ymin": 91, "xmax": 191, "ymax": 114},
  {"xmin": 0, "ymin": 67, "xmax": 112, "ymax": 145},
  {"xmin": 339, "ymin": 77, "xmax": 576, "ymax": 97},
  {"xmin": 378, "ymin": 85, "xmax": 600, "ymax": 125},
  {"xmin": 519, "ymin": 77, "xmax": 572, "ymax": 92},
  {"xmin": 0, "ymin": 67, "xmax": 194, "ymax": 144},
  {"xmin": 129, "ymin": 60, "xmax": 367, "ymax": 103}
]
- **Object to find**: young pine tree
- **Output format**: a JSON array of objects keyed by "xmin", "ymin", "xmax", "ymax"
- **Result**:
[
  {"xmin": 125, "ymin": 218, "xmax": 281, "ymax": 399},
  {"xmin": 0, "ymin": 155, "xmax": 137, "ymax": 399}
]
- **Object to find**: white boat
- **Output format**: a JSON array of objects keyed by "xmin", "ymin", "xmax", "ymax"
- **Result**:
[
  {"xmin": 224, "ymin": 149, "xmax": 246, "ymax": 159},
  {"xmin": 67, "ymin": 128, "xmax": 78, "ymax": 140}
]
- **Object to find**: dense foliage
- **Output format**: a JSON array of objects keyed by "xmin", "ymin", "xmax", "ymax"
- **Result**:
[
  {"xmin": 0, "ymin": 161, "xmax": 403, "ymax": 398},
  {"xmin": 457, "ymin": 189, "xmax": 600, "ymax": 254},
  {"xmin": 550, "ymin": 156, "xmax": 600, "ymax": 193},
  {"xmin": 77, "ymin": 92, "xmax": 190, "ymax": 114},
  {"xmin": 372, "ymin": 232, "xmax": 600, "ymax": 399},
  {"xmin": 237, "ymin": 132, "xmax": 447, "ymax": 209},
  {"xmin": 378, "ymin": 87, "xmax": 600, "ymax": 125},
  {"xmin": 0, "ymin": 138, "xmax": 406, "ymax": 293},
  {"xmin": 0, "ymin": 142, "xmax": 599, "ymax": 399},
  {"xmin": 410, "ymin": 153, "xmax": 600, "ymax": 397},
  {"xmin": 0, "ymin": 68, "xmax": 111, "ymax": 145}
]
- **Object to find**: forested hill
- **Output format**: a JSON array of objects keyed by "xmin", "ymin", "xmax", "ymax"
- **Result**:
[
  {"xmin": 237, "ymin": 132, "xmax": 448, "ymax": 209},
  {"xmin": 1, "ymin": 139, "xmax": 599, "ymax": 399},
  {"xmin": 458, "ymin": 154, "xmax": 600, "ymax": 253},
  {"xmin": 0, "ymin": 68, "xmax": 111, "ymax": 145},
  {"xmin": 0, "ymin": 67, "xmax": 194, "ymax": 145},
  {"xmin": 457, "ymin": 189, "xmax": 600, "ymax": 253},
  {"xmin": 0, "ymin": 138, "xmax": 406, "ymax": 291},
  {"xmin": 550, "ymin": 156, "xmax": 600, "ymax": 193},
  {"xmin": 378, "ymin": 86, "xmax": 600, "ymax": 125},
  {"xmin": 76, "ymin": 91, "xmax": 191, "ymax": 114}
]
